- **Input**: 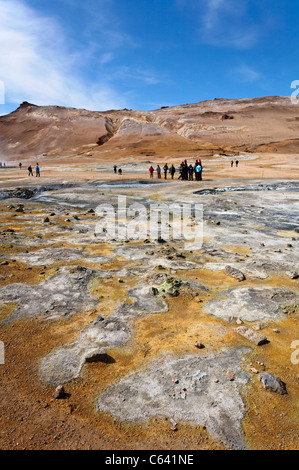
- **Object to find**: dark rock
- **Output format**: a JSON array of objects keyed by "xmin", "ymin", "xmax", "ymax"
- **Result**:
[
  {"xmin": 286, "ymin": 271, "xmax": 299, "ymax": 280},
  {"xmin": 151, "ymin": 287, "xmax": 159, "ymax": 296},
  {"xmin": 259, "ymin": 373, "xmax": 287, "ymax": 395},
  {"xmin": 167, "ymin": 288, "xmax": 180, "ymax": 297}
]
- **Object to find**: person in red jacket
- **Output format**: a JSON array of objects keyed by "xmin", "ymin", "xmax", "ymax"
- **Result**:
[{"xmin": 149, "ymin": 166, "xmax": 154, "ymax": 178}]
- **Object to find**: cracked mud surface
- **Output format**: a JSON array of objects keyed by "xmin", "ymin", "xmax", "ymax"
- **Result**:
[{"xmin": 0, "ymin": 177, "xmax": 298, "ymax": 450}]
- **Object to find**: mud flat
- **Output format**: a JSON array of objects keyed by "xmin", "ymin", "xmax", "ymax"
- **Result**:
[{"xmin": 0, "ymin": 177, "xmax": 298, "ymax": 450}]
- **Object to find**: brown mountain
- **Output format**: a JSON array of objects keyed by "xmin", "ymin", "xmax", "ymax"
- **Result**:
[{"xmin": 1, "ymin": 96, "xmax": 299, "ymax": 162}]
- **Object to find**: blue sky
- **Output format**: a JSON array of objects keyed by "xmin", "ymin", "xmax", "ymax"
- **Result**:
[{"xmin": 0, "ymin": 0, "xmax": 298, "ymax": 115}]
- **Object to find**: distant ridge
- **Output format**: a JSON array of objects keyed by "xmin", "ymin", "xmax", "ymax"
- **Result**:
[{"xmin": 1, "ymin": 96, "xmax": 298, "ymax": 161}]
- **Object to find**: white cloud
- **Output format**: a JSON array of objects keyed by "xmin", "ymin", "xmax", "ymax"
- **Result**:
[
  {"xmin": 178, "ymin": 0, "xmax": 262, "ymax": 50},
  {"xmin": 233, "ymin": 65, "xmax": 260, "ymax": 83},
  {"xmin": 0, "ymin": 0, "xmax": 127, "ymax": 111}
]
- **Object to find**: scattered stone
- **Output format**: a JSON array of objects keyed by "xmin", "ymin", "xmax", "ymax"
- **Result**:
[
  {"xmin": 234, "ymin": 326, "xmax": 269, "ymax": 346},
  {"xmin": 273, "ymin": 329, "xmax": 280, "ymax": 333},
  {"xmin": 194, "ymin": 341, "xmax": 205, "ymax": 349},
  {"xmin": 249, "ymin": 368, "xmax": 259, "ymax": 374},
  {"xmin": 167, "ymin": 288, "xmax": 180, "ymax": 297},
  {"xmin": 286, "ymin": 271, "xmax": 299, "ymax": 280},
  {"xmin": 259, "ymin": 373, "xmax": 287, "ymax": 395},
  {"xmin": 172, "ymin": 378, "xmax": 179, "ymax": 384},
  {"xmin": 1, "ymin": 261, "xmax": 8, "ymax": 266},
  {"xmin": 169, "ymin": 418, "xmax": 177, "ymax": 427},
  {"xmin": 225, "ymin": 266, "xmax": 246, "ymax": 282},
  {"xmin": 229, "ymin": 316, "xmax": 243, "ymax": 324},
  {"xmin": 53, "ymin": 385, "xmax": 65, "ymax": 399},
  {"xmin": 44, "ymin": 217, "xmax": 50, "ymax": 223},
  {"xmin": 151, "ymin": 287, "xmax": 159, "ymax": 296},
  {"xmin": 226, "ymin": 370, "xmax": 235, "ymax": 381}
]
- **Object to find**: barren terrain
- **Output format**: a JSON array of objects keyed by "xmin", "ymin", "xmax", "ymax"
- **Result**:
[{"xmin": 0, "ymin": 97, "xmax": 298, "ymax": 450}]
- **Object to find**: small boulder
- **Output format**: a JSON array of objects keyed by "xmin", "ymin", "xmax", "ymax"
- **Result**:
[
  {"xmin": 167, "ymin": 288, "xmax": 180, "ymax": 297},
  {"xmin": 259, "ymin": 373, "xmax": 287, "ymax": 395},
  {"xmin": 225, "ymin": 265, "xmax": 246, "ymax": 282},
  {"xmin": 226, "ymin": 370, "xmax": 235, "ymax": 381},
  {"xmin": 53, "ymin": 385, "xmax": 65, "ymax": 399},
  {"xmin": 234, "ymin": 326, "xmax": 269, "ymax": 346},
  {"xmin": 286, "ymin": 271, "xmax": 299, "ymax": 280}
]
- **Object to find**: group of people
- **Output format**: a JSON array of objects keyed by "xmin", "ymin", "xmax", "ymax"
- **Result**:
[
  {"xmin": 113, "ymin": 165, "xmax": 122, "ymax": 175},
  {"xmin": 231, "ymin": 160, "xmax": 239, "ymax": 167},
  {"xmin": 27, "ymin": 163, "xmax": 40, "ymax": 177},
  {"xmin": 149, "ymin": 160, "xmax": 203, "ymax": 181},
  {"xmin": 149, "ymin": 164, "xmax": 176, "ymax": 180}
]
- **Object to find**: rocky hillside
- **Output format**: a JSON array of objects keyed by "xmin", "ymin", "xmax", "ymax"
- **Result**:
[{"xmin": 1, "ymin": 96, "xmax": 299, "ymax": 161}]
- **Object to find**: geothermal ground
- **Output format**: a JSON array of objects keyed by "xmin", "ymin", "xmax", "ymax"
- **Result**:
[{"xmin": 0, "ymin": 98, "xmax": 298, "ymax": 450}]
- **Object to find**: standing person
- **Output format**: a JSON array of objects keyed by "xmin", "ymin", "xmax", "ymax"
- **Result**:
[
  {"xmin": 188, "ymin": 164, "xmax": 194, "ymax": 181},
  {"xmin": 156, "ymin": 165, "xmax": 161, "ymax": 179},
  {"xmin": 19, "ymin": 162, "xmax": 22, "ymax": 169},
  {"xmin": 183, "ymin": 161, "xmax": 189, "ymax": 180},
  {"xmin": 195, "ymin": 162, "xmax": 202, "ymax": 181},
  {"xmin": 118, "ymin": 168, "xmax": 122, "ymax": 175},
  {"xmin": 178, "ymin": 164, "xmax": 183, "ymax": 180},
  {"xmin": 35, "ymin": 163, "xmax": 40, "ymax": 177},
  {"xmin": 170, "ymin": 164, "xmax": 176, "ymax": 179},
  {"xmin": 149, "ymin": 166, "xmax": 154, "ymax": 179},
  {"xmin": 28, "ymin": 165, "xmax": 33, "ymax": 176},
  {"xmin": 231, "ymin": 160, "xmax": 234, "ymax": 167},
  {"xmin": 236, "ymin": 160, "xmax": 239, "ymax": 167},
  {"xmin": 113, "ymin": 165, "xmax": 117, "ymax": 174},
  {"xmin": 163, "ymin": 163, "xmax": 169, "ymax": 179}
]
